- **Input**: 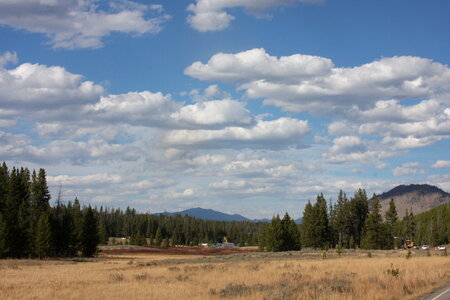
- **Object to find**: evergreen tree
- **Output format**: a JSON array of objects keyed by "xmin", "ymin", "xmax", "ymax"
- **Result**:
[
  {"xmin": 259, "ymin": 214, "xmax": 300, "ymax": 252},
  {"xmin": 300, "ymin": 201, "xmax": 314, "ymax": 247},
  {"xmin": 281, "ymin": 213, "xmax": 301, "ymax": 251},
  {"xmin": 361, "ymin": 195, "xmax": 392, "ymax": 249},
  {"xmin": 0, "ymin": 162, "xmax": 8, "ymax": 213},
  {"xmin": 154, "ymin": 226, "xmax": 162, "ymax": 246},
  {"xmin": 333, "ymin": 190, "xmax": 352, "ymax": 248},
  {"xmin": 349, "ymin": 189, "xmax": 369, "ymax": 247},
  {"xmin": 0, "ymin": 213, "xmax": 9, "ymax": 258},
  {"xmin": 98, "ymin": 218, "xmax": 108, "ymax": 245},
  {"xmin": 80, "ymin": 206, "xmax": 99, "ymax": 257},
  {"xmin": 404, "ymin": 208, "xmax": 416, "ymax": 240},
  {"xmin": 35, "ymin": 212, "xmax": 53, "ymax": 258},
  {"xmin": 385, "ymin": 198, "xmax": 398, "ymax": 247}
]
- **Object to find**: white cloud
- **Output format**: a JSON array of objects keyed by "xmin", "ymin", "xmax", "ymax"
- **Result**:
[
  {"xmin": 0, "ymin": 51, "xmax": 18, "ymax": 67},
  {"xmin": 0, "ymin": 0, "xmax": 170, "ymax": 49},
  {"xmin": 209, "ymin": 179, "xmax": 248, "ymax": 189},
  {"xmin": 323, "ymin": 136, "xmax": 396, "ymax": 163},
  {"xmin": 186, "ymin": 49, "xmax": 450, "ymax": 114},
  {"xmin": 327, "ymin": 99, "xmax": 450, "ymax": 151},
  {"xmin": 0, "ymin": 61, "xmax": 104, "ymax": 112},
  {"xmin": 85, "ymin": 91, "xmax": 179, "ymax": 127},
  {"xmin": 171, "ymin": 99, "xmax": 254, "ymax": 128},
  {"xmin": 185, "ymin": 48, "xmax": 332, "ymax": 83},
  {"xmin": 164, "ymin": 117, "xmax": 310, "ymax": 149},
  {"xmin": 185, "ymin": 84, "xmax": 230, "ymax": 102},
  {"xmin": 0, "ymin": 138, "xmax": 141, "ymax": 165},
  {"xmin": 186, "ymin": 0, "xmax": 321, "ymax": 32},
  {"xmin": 166, "ymin": 188, "xmax": 195, "ymax": 199},
  {"xmin": 48, "ymin": 173, "xmax": 123, "ymax": 187},
  {"xmin": 392, "ymin": 162, "xmax": 425, "ymax": 177},
  {"xmin": 432, "ymin": 160, "xmax": 450, "ymax": 168}
]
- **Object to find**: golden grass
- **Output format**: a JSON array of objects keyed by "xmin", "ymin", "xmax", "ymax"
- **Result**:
[{"xmin": 0, "ymin": 250, "xmax": 449, "ymax": 300}]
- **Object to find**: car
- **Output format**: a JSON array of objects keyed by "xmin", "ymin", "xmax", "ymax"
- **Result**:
[
  {"xmin": 421, "ymin": 245, "xmax": 429, "ymax": 250},
  {"xmin": 413, "ymin": 245, "xmax": 419, "ymax": 249},
  {"xmin": 437, "ymin": 245, "xmax": 446, "ymax": 251}
]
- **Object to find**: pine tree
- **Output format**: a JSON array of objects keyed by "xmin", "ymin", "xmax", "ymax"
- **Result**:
[
  {"xmin": 0, "ymin": 213, "xmax": 9, "ymax": 258},
  {"xmin": 81, "ymin": 206, "xmax": 99, "ymax": 257},
  {"xmin": 35, "ymin": 212, "xmax": 53, "ymax": 259},
  {"xmin": 281, "ymin": 213, "xmax": 300, "ymax": 251},
  {"xmin": 154, "ymin": 227, "xmax": 162, "ymax": 246},
  {"xmin": 300, "ymin": 201, "xmax": 314, "ymax": 248},
  {"xmin": 361, "ymin": 195, "xmax": 391, "ymax": 249},
  {"xmin": 385, "ymin": 198, "xmax": 398, "ymax": 248},
  {"xmin": 0, "ymin": 162, "xmax": 8, "ymax": 213},
  {"xmin": 404, "ymin": 208, "xmax": 416, "ymax": 240},
  {"xmin": 350, "ymin": 189, "xmax": 369, "ymax": 248}
]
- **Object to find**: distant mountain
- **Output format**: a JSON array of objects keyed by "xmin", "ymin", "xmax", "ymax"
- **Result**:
[
  {"xmin": 378, "ymin": 184, "xmax": 450, "ymax": 217},
  {"xmin": 158, "ymin": 207, "xmax": 270, "ymax": 223}
]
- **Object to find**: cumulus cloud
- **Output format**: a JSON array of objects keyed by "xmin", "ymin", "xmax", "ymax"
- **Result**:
[
  {"xmin": 164, "ymin": 117, "xmax": 310, "ymax": 150},
  {"xmin": 0, "ymin": 138, "xmax": 141, "ymax": 165},
  {"xmin": 326, "ymin": 99, "xmax": 450, "ymax": 151},
  {"xmin": 0, "ymin": 60, "xmax": 104, "ymax": 113},
  {"xmin": 184, "ymin": 84, "xmax": 230, "ymax": 102},
  {"xmin": 48, "ymin": 173, "xmax": 123, "ymax": 187},
  {"xmin": 0, "ymin": 0, "xmax": 170, "ymax": 49},
  {"xmin": 85, "ymin": 91, "xmax": 179, "ymax": 127},
  {"xmin": 323, "ymin": 136, "xmax": 396, "ymax": 163},
  {"xmin": 187, "ymin": 0, "xmax": 321, "ymax": 32},
  {"xmin": 0, "ymin": 51, "xmax": 18, "ymax": 67},
  {"xmin": 392, "ymin": 162, "xmax": 424, "ymax": 177},
  {"xmin": 432, "ymin": 160, "xmax": 450, "ymax": 168},
  {"xmin": 171, "ymin": 99, "xmax": 254, "ymax": 128},
  {"xmin": 185, "ymin": 48, "xmax": 333, "ymax": 83},
  {"xmin": 186, "ymin": 49, "xmax": 450, "ymax": 114}
]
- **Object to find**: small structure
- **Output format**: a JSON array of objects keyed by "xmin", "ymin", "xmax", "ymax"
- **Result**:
[
  {"xmin": 222, "ymin": 242, "xmax": 235, "ymax": 248},
  {"xmin": 201, "ymin": 243, "xmax": 209, "ymax": 248}
]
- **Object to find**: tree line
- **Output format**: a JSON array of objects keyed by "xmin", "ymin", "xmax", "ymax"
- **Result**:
[
  {"xmin": 96, "ymin": 207, "xmax": 265, "ymax": 247},
  {"xmin": 259, "ymin": 189, "xmax": 432, "ymax": 251},
  {"xmin": 0, "ymin": 163, "xmax": 98, "ymax": 258},
  {"xmin": 0, "ymin": 163, "xmax": 266, "ymax": 258},
  {"xmin": 2, "ymin": 162, "xmax": 449, "ymax": 257}
]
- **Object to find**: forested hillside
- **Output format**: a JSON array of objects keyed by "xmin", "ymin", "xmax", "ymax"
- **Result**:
[{"xmin": 409, "ymin": 202, "xmax": 450, "ymax": 246}]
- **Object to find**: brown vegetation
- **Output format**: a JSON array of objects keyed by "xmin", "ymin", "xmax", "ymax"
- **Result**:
[{"xmin": 0, "ymin": 248, "xmax": 449, "ymax": 300}]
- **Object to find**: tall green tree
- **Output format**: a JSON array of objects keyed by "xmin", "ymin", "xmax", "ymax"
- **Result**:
[
  {"xmin": 361, "ymin": 195, "xmax": 392, "ymax": 249},
  {"xmin": 0, "ymin": 162, "xmax": 8, "ymax": 213},
  {"xmin": 404, "ymin": 208, "xmax": 416, "ymax": 240},
  {"xmin": 0, "ymin": 213, "xmax": 9, "ymax": 258},
  {"xmin": 35, "ymin": 212, "xmax": 53, "ymax": 258},
  {"xmin": 350, "ymin": 189, "xmax": 369, "ymax": 248},
  {"xmin": 81, "ymin": 206, "xmax": 99, "ymax": 257}
]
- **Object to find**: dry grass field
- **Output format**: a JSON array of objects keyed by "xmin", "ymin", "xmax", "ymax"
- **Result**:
[{"xmin": 0, "ymin": 248, "xmax": 449, "ymax": 300}]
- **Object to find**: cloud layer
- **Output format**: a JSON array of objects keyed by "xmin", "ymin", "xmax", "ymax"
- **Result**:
[
  {"xmin": 186, "ymin": 48, "xmax": 450, "ymax": 114},
  {"xmin": 187, "ymin": 0, "xmax": 321, "ymax": 32},
  {"xmin": 0, "ymin": 0, "xmax": 169, "ymax": 49}
]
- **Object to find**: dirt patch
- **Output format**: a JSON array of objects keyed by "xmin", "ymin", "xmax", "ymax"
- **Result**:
[{"xmin": 100, "ymin": 246, "xmax": 256, "ymax": 256}]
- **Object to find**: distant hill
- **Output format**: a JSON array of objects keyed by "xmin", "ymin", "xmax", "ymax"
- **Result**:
[
  {"xmin": 158, "ymin": 207, "xmax": 267, "ymax": 222},
  {"xmin": 157, "ymin": 207, "xmax": 301, "ymax": 223},
  {"xmin": 378, "ymin": 184, "xmax": 450, "ymax": 217}
]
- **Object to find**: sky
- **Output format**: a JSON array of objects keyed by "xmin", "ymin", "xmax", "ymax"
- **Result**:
[{"xmin": 0, "ymin": 0, "xmax": 449, "ymax": 219}]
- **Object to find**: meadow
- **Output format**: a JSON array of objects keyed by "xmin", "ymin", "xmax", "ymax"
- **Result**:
[{"xmin": 0, "ymin": 248, "xmax": 449, "ymax": 300}]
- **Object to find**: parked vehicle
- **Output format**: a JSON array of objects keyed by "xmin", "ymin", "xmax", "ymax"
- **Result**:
[
  {"xmin": 413, "ymin": 245, "xmax": 419, "ymax": 249},
  {"xmin": 421, "ymin": 245, "xmax": 429, "ymax": 250},
  {"xmin": 437, "ymin": 245, "xmax": 446, "ymax": 251}
]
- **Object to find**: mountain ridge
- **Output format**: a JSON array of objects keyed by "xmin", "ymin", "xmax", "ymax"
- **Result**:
[{"xmin": 378, "ymin": 184, "xmax": 450, "ymax": 216}]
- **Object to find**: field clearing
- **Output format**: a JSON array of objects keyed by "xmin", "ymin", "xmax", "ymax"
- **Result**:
[{"xmin": 0, "ymin": 248, "xmax": 449, "ymax": 300}]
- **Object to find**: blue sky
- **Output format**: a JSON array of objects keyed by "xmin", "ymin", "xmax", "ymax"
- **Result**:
[{"xmin": 0, "ymin": 0, "xmax": 449, "ymax": 218}]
